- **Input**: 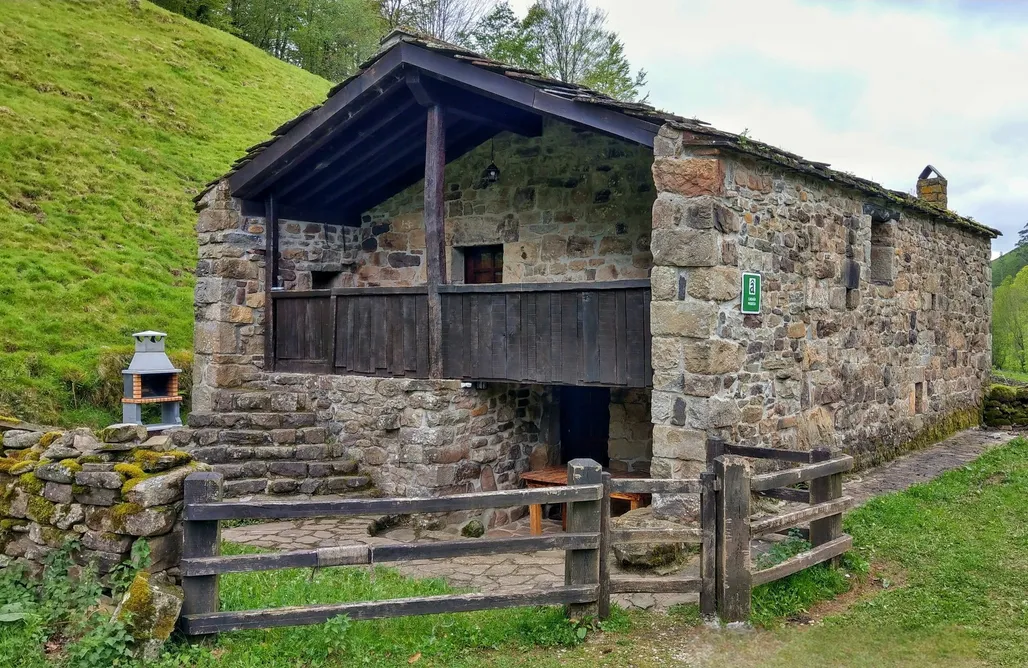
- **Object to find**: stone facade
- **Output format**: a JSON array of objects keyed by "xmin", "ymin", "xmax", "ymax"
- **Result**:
[
  {"xmin": 0, "ymin": 425, "xmax": 200, "ymax": 581},
  {"xmin": 269, "ymin": 119, "xmax": 655, "ymax": 291},
  {"xmin": 608, "ymin": 388, "xmax": 652, "ymax": 473},
  {"xmin": 191, "ymin": 183, "xmax": 550, "ymax": 512},
  {"xmin": 648, "ymin": 125, "xmax": 992, "ymax": 474}
]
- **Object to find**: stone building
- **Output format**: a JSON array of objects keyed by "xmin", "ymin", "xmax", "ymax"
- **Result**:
[{"xmin": 187, "ymin": 31, "xmax": 997, "ymax": 523}]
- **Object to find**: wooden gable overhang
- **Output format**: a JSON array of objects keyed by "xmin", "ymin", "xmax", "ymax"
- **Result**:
[{"xmin": 224, "ymin": 34, "xmax": 685, "ymax": 227}]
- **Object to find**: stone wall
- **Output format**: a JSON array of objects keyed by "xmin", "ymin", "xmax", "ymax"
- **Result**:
[
  {"xmin": 0, "ymin": 425, "xmax": 201, "ymax": 581},
  {"xmin": 192, "ymin": 184, "xmax": 549, "ymax": 510},
  {"xmin": 608, "ymin": 388, "xmax": 652, "ymax": 474},
  {"xmin": 273, "ymin": 119, "xmax": 655, "ymax": 289},
  {"xmin": 648, "ymin": 125, "xmax": 992, "ymax": 474}
]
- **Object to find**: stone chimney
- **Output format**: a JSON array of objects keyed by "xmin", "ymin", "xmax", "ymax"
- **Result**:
[{"xmin": 916, "ymin": 165, "xmax": 947, "ymax": 209}]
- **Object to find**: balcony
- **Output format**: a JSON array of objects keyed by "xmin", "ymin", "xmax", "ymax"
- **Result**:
[{"xmin": 270, "ymin": 279, "xmax": 651, "ymax": 388}]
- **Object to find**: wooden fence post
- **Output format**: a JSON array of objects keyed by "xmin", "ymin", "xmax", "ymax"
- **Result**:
[
  {"xmin": 597, "ymin": 471, "xmax": 611, "ymax": 620},
  {"xmin": 564, "ymin": 458, "xmax": 602, "ymax": 619},
  {"xmin": 809, "ymin": 446, "xmax": 843, "ymax": 566},
  {"xmin": 181, "ymin": 471, "xmax": 223, "ymax": 639},
  {"xmin": 715, "ymin": 455, "xmax": 751, "ymax": 624},
  {"xmin": 699, "ymin": 470, "xmax": 717, "ymax": 618}
]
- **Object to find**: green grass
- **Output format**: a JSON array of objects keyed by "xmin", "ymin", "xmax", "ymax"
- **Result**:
[
  {"xmin": 0, "ymin": 0, "xmax": 329, "ymax": 424},
  {"xmin": 992, "ymin": 368, "xmax": 1028, "ymax": 386}
]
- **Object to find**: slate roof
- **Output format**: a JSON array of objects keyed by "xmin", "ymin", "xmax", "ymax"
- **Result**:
[{"xmin": 200, "ymin": 30, "xmax": 999, "ymax": 238}]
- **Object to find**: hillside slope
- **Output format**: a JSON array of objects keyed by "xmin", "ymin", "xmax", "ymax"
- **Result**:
[
  {"xmin": 0, "ymin": 0, "xmax": 330, "ymax": 422},
  {"xmin": 993, "ymin": 246, "xmax": 1028, "ymax": 287}
]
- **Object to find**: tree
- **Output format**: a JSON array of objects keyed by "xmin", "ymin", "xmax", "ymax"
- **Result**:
[
  {"xmin": 382, "ymin": 0, "xmax": 496, "ymax": 43},
  {"xmin": 466, "ymin": 1, "xmax": 647, "ymax": 102},
  {"xmin": 1018, "ymin": 221, "xmax": 1028, "ymax": 248}
]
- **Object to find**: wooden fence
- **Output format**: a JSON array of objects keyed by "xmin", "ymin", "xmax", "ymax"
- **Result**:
[
  {"xmin": 713, "ymin": 444, "xmax": 854, "ymax": 622},
  {"xmin": 178, "ymin": 449, "xmax": 853, "ymax": 635}
]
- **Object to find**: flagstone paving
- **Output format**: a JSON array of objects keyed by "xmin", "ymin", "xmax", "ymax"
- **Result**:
[{"xmin": 222, "ymin": 428, "xmax": 1014, "ymax": 610}]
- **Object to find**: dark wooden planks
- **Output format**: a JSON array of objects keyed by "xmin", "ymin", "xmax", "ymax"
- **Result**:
[
  {"xmin": 749, "ymin": 497, "xmax": 852, "ymax": 537},
  {"xmin": 506, "ymin": 293, "xmax": 522, "ymax": 380},
  {"xmin": 724, "ymin": 444, "xmax": 813, "ymax": 463},
  {"xmin": 624, "ymin": 288, "xmax": 646, "ymax": 387},
  {"xmin": 581, "ymin": 291, "xmax": 600, "ymax": 383},
  {"xmin": 523, "ymin": 292, "xmax": 538, "ymax": 382},
  {"xmin": 424, "ymin": 104, "xmax": 447, "ymax": 378},
  {"xmin": 181, "ymin": 586, "xmax": 599, "ymax": 635},
  {"xmin": 186, "ymin": 484, "xmax": 603, "ymax": 521},
  {"xmin": 180, "ymin": 473, "xmax": 223, "ymax": 636},
  {"xmin": 182, "ymin": 533, "xmax": 600, "ymax": 577},
  {"xmin": 609, "ymin": 577, "xmax": 702, "ymax": 595},
  {"xmin": 751, "ymin": 535, "xmax": 854, "ymax": 586},
  {"xmin": 715, "ymin": 455, "xmax": 751, "ymax": 623},
  {"xmin": 750, "ymin": 456, "xmax": 854, "ymax": 491}
]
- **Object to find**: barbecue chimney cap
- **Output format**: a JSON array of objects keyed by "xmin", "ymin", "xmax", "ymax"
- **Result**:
[{"xmin": 125, "ymin": 331, "xmax": 181, "ymax": 375}]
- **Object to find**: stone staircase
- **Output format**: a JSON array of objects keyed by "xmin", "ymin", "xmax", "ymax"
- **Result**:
[{"xmin": 180, "ymin": 411, "xmax": 372, "ymax": 498}]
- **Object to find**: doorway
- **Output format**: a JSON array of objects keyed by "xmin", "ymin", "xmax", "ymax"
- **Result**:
[{"xmin": 560, "ymin": 386, "xmax": 611, "ymax": 467}]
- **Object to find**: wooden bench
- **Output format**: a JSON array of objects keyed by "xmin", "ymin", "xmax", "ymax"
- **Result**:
[{"xmin": 521, "ymin": 467, "xmax": 649, "ymax": 535}]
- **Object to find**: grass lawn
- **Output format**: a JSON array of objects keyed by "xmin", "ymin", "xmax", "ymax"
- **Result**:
[
  {"xmin": 0, "ymin": 0, "xmax": 329, "ymax": 424},
  {"xmin": 3, "ymin": 437, "xmax": 1026, "ymax": 666}
]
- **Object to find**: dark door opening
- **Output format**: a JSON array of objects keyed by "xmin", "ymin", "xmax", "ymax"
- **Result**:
[{"xmin": 560, "ymin": 386, "xmax": 610, "ymax": 467}]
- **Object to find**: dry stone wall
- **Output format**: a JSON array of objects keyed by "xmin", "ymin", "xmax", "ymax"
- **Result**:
[
  {"xmin": 608, "ymin": 388, "xmax": 652, "ymax": 474},
  {"xmin": 648, "ymin": 125, "xmax": 992, "ymax": 476},
  {"xmin": 0, "ymin": 424, "xmax": 202, "ymax": 581}
]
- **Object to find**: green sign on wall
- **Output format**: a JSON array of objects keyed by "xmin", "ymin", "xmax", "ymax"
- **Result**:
[{"xmin": 741, "ymin": 272, "xmax": 761, "ymax": 314}]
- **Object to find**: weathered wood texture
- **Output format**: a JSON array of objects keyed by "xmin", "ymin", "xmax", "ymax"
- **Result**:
[
  {"xmin": 749, "ymin": 455, "xmax": 853, "ymax": 491},
  {"xmin": 439, "ymin": 282, "xmax": 651, "ymax": 387},
  {"xmin": 609, "ymin": 478, "xmax": 701, "ymax": 494},
  {"xmin": 264, "ymin": 195, "xmax": 278, "ymax": 371},
  {"xmin": 724, "ymin": 443, "xmax": 811, "ymax": 463},
  {"xmin": 182, "ymin": 533, "xmax": 600, "ymax": 577},
  {"xmin": 751, "ymin": 535, "xmax": 854, "ymax": 586},
  {"xmin": 424, "ymin": 104, "xmax": 447, "ymax": 378},
  {"xmin": 749, "ymin": 497, "xmax": 852, "ymax": 537},
  {"xmin": 185, "ymin": 483, "xmax": 602, "ymax": 521},
  {"xmin": 597, "ymin": 472, "xmax": 612, "ymax": 620},
  {"xmin": 565, "ymin": 459, "xmax": 603, "ymax": 619},
  {"xmin": 609, "ymin": 527, "xmax": 703, "ymax": 545},
  {"xmin": 699, "ymin": 471, "xmax": 717, "ymax": 617},
  {"xmin": 181, "ymin": 586, "xmax": 599, "ymax": 635},
  {"xmin": 808, "ymin": 447, "xmax": 845, "ymax": 566},
  {"xmin": 754, "ymin": 486, "xmax": 811, "ymax": 503},
  {"xmin": 180, "ymin": 472, "xmax": 224, "ymax": 637},
  {"xmin": 609, "ymin": 577, "xmax": 702, "ymax": 594},
  {"xmin": 271, "ymin": 281, "xmax": 650, "ymax": 386},
  {"xmin": 715, "ymin": 455, "xmax": 751, "ymax": 623}
]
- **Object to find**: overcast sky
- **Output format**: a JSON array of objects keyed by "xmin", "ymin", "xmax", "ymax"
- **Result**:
[{"xmin": 510, "ymin": 0, "xmax": 1028, "ymax": 258}]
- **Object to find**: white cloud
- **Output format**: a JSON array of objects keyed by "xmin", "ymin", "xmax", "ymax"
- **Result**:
[{"xmin": 509, "ymin": 0, "xmax": 1028, "ymax": 251}]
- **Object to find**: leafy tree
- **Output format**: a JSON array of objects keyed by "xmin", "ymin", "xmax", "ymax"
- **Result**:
[
  {"xmin": 383, "ymin": 0, "xmax": 496, "ymax": 43},
  {"xmin": 466, "ymin": 1, "xmax": 647, "ymax": 102},
  {"xmin": 994, "ymin": 270, "xmax": 1028, "ymax": 372}
]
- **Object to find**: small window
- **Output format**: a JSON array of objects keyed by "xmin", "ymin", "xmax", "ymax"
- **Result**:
[
  {"xmin": 914, "ymin": 382, "xmax": 924, "ymax": 414},
  {"xmin": 464, "ymin": 245, "xmax": 503, "ymax": 284},
  {"xmin": 870, "ymin": 222, "xmax": 895, "ymax": 284},
  {"xmin": 311, "ymin": 271, "xmax": 342, "ymax": 290}
]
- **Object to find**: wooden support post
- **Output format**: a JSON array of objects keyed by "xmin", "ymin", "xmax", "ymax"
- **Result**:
[
  {"xmin": 699, "ymin": 471, "xmax": 717, "ymax": 618},
  {"xmin": 423, "ymin": 105, "xmax": 447, "ymax": 378},
  {"xmin": 715, "ymin": 455, "xmax": 751, "ymax": 624},
  {"xmin": 564, "ymin": 458, "xmax": 602, "ymax": 619},
  {"xmin": 264, "ymin": 194, "xmax": 278, "ymax": 372},
  {"xmin": 809, "ymin": 447, "xmax": 843, "ymax": 566},
  {"xmin": 181, "ymin": 472, "xmax": 224, "ymax": 640},
  {"xmin": 597, "ymin": 471, "xmax": 612, "ymax": 620},
  {"xmin": 706, "ymin": 436, "xmax": 726, "ymax": 468}
]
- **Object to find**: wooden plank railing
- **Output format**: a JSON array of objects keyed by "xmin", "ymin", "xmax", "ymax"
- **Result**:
[
  {"xmin": 271, "ymin": 280, "xmax": 651, "ymax": 386},
  {"xmin": 179, "ymin": 459, "xmax": 606, "ymax": 636},
  {"xmin": 713, "ymin": 446, "xmax": 855, "ymax": 622}
]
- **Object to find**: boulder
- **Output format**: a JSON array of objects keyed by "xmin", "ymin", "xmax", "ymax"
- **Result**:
[
  {"xmin": 611, "ymin": 507, "xmax": 696, "ymax": 569},
  {"xmin": 61, "ymin": 428, "xmax": 102, "ymax": 454},
  {"xmin": 35, "ymin": 461, "xmax": 78, "ymax": 484},
  {"xmin": 124, "ymin": 462, "xmax": 209, "ymax": 508},
  {"xmin": 42, "ymin": 444, "xmax": 79, "ymax": 460},
  {"xmin": 114, "ymin": 573, "xmax": 184, "ymax": 661},
  {"xmin": 85, "ymin": 504, "xmax": 177, "ymax": 537},
  {"xmin": 3, "ymin": 430, "xmax": 42, "ymax": 450},
  {"xmin": 100, "ymin": 424, "xmax": 148, "ymax": 444}
]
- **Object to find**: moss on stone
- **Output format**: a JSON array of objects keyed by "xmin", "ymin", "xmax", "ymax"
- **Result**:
[
  {"xmin": 856, "ymin": 405, "xmax": 982, "ymax": 469},
  {"xmin": 0, "ymin": 458, "xmax": 17, "ymax": 474},
  {"xmin": 26, "ymin": 494, "xmax": 56, "ymax": 524},
  {"xmin": 18, "ymin": 472, "xmax": 44, "ymax": 495},
  {"xmin": 79, "ymin": 455, "xmax": 104, "ymax": 464},
  {"xmin": 132, "ymin": 448, "xmax": 192, "ymax": 472},
  {"xmin": 59, "ymin": 458, "xmax": 82, "ymax": 472},
  {"xmin": 10, "ymin": 461, "xmax": 37, "ymax": 476},
  {"xmin": 107, "ymin": 502, "xmax": 144, "ymax": 532},
  {"xmin": 72, "ymin": 484, "xmax": 88, "ymax": 495},
  {"xmin": 38, "ymin": 431, "xmax": 63, "ymax": 449},
  {"xmin": 121, "ymin": 474, "xmax": 153, "ymax": 496},
  {"xmin": 114, "ymin": 463, "xmax": 146, "ymax": 479}
]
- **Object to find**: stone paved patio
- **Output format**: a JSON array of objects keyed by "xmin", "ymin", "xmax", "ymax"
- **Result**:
[{"xmin": 223, "ymin": 428, "xmax": 1014, "ymax": 610}]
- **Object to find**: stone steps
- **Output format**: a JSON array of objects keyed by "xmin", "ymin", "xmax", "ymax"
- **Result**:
[{"xmin": 223, "ymin": 474, "xmax": 373, "ymax": 497}]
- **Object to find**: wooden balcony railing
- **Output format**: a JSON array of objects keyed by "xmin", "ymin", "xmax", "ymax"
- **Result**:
[{"xmin": 270, "ymin": 279, "xmax": 651, "ymax": 387}]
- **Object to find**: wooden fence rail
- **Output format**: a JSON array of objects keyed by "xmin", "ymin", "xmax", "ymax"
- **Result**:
[{"xmin": 180, "ymin": 446, "xmax": 857, "ymax": 635}]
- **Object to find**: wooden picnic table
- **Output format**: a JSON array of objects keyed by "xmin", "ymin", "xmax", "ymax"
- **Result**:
[{"xmin": 520, "ymin": 466, "xmax": 649, "ymax": 535}]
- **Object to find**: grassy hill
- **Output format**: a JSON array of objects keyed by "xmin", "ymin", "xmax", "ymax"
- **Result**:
[
  {"xmin": 993, "ymin": 246, "xmax": 1028, "ymax": 287},
  {"xmin": 0, "ymin": 0, "xmax": 330, "ymax": 424}
]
